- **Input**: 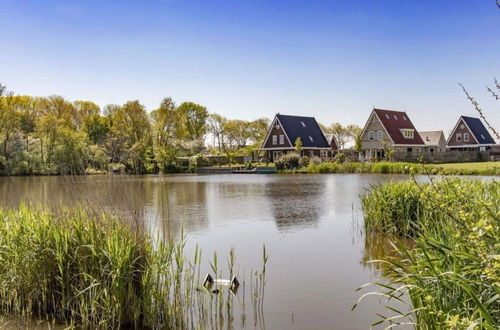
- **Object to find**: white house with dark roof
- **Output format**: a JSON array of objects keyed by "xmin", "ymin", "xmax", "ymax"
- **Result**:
[{"xmin": 258, "ymin": 114, "xmax": 337, "ymax": 162}]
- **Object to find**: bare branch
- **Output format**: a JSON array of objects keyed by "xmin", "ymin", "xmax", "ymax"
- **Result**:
[
  {"xmin": 497, "ymin": 0, "xmax": 500, "ymax": 9},
  {"xmin": 459, "ymin": 82, "xmax": 500, "ymax": 141}
]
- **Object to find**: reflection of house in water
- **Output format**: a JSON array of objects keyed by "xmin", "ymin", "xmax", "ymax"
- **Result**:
[{"xmin": 265, "ymin": 178, "xmax": 326, "ymax": 231}]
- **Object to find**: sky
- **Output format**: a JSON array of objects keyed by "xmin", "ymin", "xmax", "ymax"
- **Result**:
[{"xmin": 1, "ymin": 0, "xmax": 499, "ymax": 136}]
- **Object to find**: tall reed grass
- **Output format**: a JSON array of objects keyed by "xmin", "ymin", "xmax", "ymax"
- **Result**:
[
  {"xmin": 0, "ymin": 205, "xmax": 268, "ymax": 329},
  {"xmin": 356, "ymin": 178, "xmax": 499, "ymax": 329}
]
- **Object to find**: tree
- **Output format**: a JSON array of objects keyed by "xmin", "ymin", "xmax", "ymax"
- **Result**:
[
  {"xmin": 248, "ymin": 118, "xmax": 270, "ymax": 146},
  {"xmin": 329, "ymin": 123, "xmax": 350, "ymax": 150},
  {"xmin": 151, "ymin": 97, "xmax": 179, "ymax": 148},
  {"xmin": 177, "ymin": 102, "xmax": 208, "ymax": 141},
  {"xmin": 207, "ymin": 114, "xmax": 227, "ymax": 152},
  {"xmin": 295, "ymin": 137, "xmax": 302, "ymax": 153},
  {"xmin": 74, "ymin": 100, "xmax": 100, "ymax": 128},
  {"xmin": 83, "ymin": 114, "xmax": 110, "ymax": 145},
  {"xmin": 224, "ymin": 119, "xmax": 251, "ymax": 149}
]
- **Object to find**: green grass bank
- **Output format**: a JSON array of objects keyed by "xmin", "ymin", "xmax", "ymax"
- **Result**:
[
  {"xmin": 357, "ymin": 178, "xmax": 499, "ymax": 328},
  {"xmin": 299, "ymin": 161, "xmax": 500, "ymax": 175},
  {"xmin": 0, "ymin": 206, "xmax": 266, "ymax": 329}
]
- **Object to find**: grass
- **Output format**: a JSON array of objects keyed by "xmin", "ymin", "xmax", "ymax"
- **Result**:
[
  {"xmin": 0, "ymin": 205, "xmax": 268, "ymax": 329},
  {"xmin": 355, "ymin": 178, "xmax": 499, "ymax": 329},
  {"xmin": 293, "ymin": 161, "xmax": 500, "ymax": 176}
]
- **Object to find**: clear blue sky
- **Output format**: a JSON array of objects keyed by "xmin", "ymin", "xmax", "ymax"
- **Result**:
[{"xmin": 1, "ymin": 0, "xmax": 499, "ymax": 135}]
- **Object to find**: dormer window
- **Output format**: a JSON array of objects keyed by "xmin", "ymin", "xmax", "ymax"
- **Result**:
[
  {"xmin": 300, "ymin": 121, "xmax": 306, "ymax": 128},
  {"xmin": 400, "ymin": 129, "xmax": 414, "ymax": 139}
]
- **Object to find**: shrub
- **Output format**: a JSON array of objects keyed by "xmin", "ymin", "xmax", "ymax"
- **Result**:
[
  {"xmin": 333, "ymin": 152, "xmax": 346, "ymax": 164},
  {"xmin": 310, "ymin": 156, "xmax": 322, "ymax": 165},
  {"xmin": 299, "ymin": 156, "xmax": 310, "ymax": 168},
  {"xmin": 275, "ymin": 153, "xmax": 300, "ymax": 170},
  {"xmin": 356, "ymin": 178, "xmax": 500, "ymax": 328}
]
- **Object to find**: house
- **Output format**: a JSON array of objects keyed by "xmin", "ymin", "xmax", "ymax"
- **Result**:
[
  {"xmin": 446, "ymin": 116, "xmax": 497, "ymax": 151},
  {"xmin": 258, "ymin": 114, "xmax": 337, "ymax": 162},
  {"xmin": 418, "ymin": 131, "xmax": 447, "ymax": 153},
  {"xmin": 360, "ymin": 108, "xmax": 426, "ymax": 161}
]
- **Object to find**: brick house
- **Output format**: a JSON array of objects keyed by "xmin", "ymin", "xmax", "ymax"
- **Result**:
[
  {"xmin": 258, "ymin": 114, "xmax": 337, "ymax": 162},
  {"xmin": 360, "ymin": 108, "xmax": 426, "ymax": 161},
  {"xmin": 446, "ymin": 116, "xmax": 497, "ymax": 151}
]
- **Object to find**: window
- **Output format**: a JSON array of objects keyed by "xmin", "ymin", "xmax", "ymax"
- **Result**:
[
  {"xmin": 309, "ymin": 136, "xmax": 314, "ymax": 142},
  {"xmin": 402, "ymin": 115, "xmax": 407, "ymax": 121},
  {"xmin": 481, "ymin": 134, "xmax": 485, "ymax": 141},
  {"xmin": 320, "ymin": 150, "xmax": 328, "ymax": 158},
  {"xmin": 377, "ymin": 131, "xmax": 384, "ymax": 141},
  {"xmin": 300, "ymin": 121, "xmax": 306, "ymax": 128},
  {"xmin": 407, "ymin": 148, "xmax": 413, "ymax": 152},
  {"xmin": 385, "ymin": 114, "xmax": 390, "ymax": 119},
  {"xmin": 272, "ymin": 135, "xmax": 277, "ymax": 145},
  {"xmin": 368, "ymin": 131, "xmax": 375, "ymax": 141},
  {"xmin": 309, "ymin": 150, "xmax": 314, "ymax": 157},
  {"xmin": 275, "ymin": 123, "xmax": 280, "ymax": 130},
  {"xmin": 401, "ymin": 129, "xmax": 414, "ymax": 139},
  {"xmin": 456, "ymin": 133, "xmax": 462, "ymax": 142},
  {"xmin": 460, "ymin": 124, "xmax": 465, "ymax": 129},
  {"xmin": 464, "ymin": 133, "xmax": 469, "ymax": 142},
  {"xmin": 394, "ymin": 114, "xmax": 398, "ymax": 120},
  {"xmin": 279, "ymin": 135, "xmax": 284, "ymax": 144}
]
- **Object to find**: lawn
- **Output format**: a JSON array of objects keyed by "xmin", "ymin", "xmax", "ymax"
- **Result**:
[{"xmin": 436, "ymin": 161, "xmax": 500, "ymax": 174}]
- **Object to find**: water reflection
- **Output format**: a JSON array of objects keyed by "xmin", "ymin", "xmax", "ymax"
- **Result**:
[
  {"xmin": 265, "ymin": 177, "xmax": 325, "ymax": 231},
  {"xmin": 0, "ymin": 173, "xmax": 429, "ymax": 329}
]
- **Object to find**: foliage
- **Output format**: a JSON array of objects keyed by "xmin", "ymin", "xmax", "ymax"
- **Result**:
[
  {"xmin": 356, "ymin": 178, "xmax": 499, "ymax": 328},
  {"xmin": 274, "ymin": 152, "xmax": 301, "ymax": 170},
  {"xmin": 299, "ymin": 155, "xmax": 310, "ymax": 168},
  {"xmin": 294, "ymin": 137, "xmax": 302, "ymax": 152},
  {"xmin": 0, "ymin": 205, "xmax": 268, "ymax": 329},
  {"xmin": 0, "ymin": 83, "xmax": 271, "ymax": 175},
  {"xmin": 333, "ymin": 152, "xmax": 346, "ymax": 164}
]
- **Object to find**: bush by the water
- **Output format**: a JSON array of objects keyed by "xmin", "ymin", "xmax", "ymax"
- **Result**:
[
  {"xmin": 274, "ymin": 153, "xmax": 301, "ymax": 170},
  {"xmin": 357, "ymin": 178, "xmax": 499, "ymax": 328},
  {"xmin": 0, "ymin": 205, "xmax": 267, "ymax": 328}
]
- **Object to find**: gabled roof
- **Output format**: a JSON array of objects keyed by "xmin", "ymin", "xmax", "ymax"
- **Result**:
[
  {"xmin": 461, "ymin": 116, "xmax": 496, "ymax": 144},
  {"xmin": 418, "ymin": 131, "xmax": 445, "ymax": 146},
  {"xmin": 373, "ymin": 109, "xmax": 425, "ymax": 145},
  {"xmin": 276, "ymin": 114, "xmax": 330, "ymax": 148}
]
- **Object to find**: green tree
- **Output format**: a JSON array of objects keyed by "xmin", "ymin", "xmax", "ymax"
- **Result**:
[
  {"xmin": 83, "ymin": 114, "xmax": 110, "ymax": 144},
  {"xmin": 207, "ymin": 114, "xmax": 227, "ymax": 152},
  {"xmin": 177, "ymin": 102, "xmax": 208, "ymax": 141},
  {"xmin": 294, "ymin": 137, "xmax": 302, "ymax": 153}
]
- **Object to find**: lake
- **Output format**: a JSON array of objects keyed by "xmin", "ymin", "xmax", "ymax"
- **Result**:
[{"xmin": 0, "ymin": 174, "xmax": 415, "ymax": 329}]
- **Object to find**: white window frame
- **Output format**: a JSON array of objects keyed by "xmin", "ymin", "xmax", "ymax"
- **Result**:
[
  {"xmin": 464, "ymin": 133, "xmax": 469, "ymax": 142},
  {"xmin": 320, "ymin": 150, "xmax": 328, "ymax": 158},
  {"xmin": 309, "ymin": 150, "xmax": 314, "ymax": 157},
  {"xmin": 401, "ymin": 129, "xmax": 414, "ymax": 139},
  {"xmin": 272, "ymin": 135, "xmax": 277, "ymax": 145},
  {"xmin": 377, "ymin": 131, "xmax": 383, "ymax": 141},
  {"xmin": 456, "ymin": 133, "xmax": 462, "ymax": 142},
  {"xmin": 279, "ymin": 135, "xmax": 284, "ymax": 144},
  {"xmin": 368, "ymin": 131, "xmax": 375, "ymax": 141}
]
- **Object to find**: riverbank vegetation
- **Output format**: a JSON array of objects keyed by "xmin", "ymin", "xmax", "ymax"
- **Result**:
[
  {"xmin": 277, "ymin": 154, "xmax": 500, "ymax": 176},
  {"xmin": 356, "ymin": 178, "xmax": 499, "ymax": 328},
  {"xmin": 0, "ymin": 205, "xmax": 267, "ymax": 328}
]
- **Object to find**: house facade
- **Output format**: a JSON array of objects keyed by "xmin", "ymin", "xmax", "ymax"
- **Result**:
[
  {"xmin": 446, "ymin": 116, "xmax": 497, "ymax": 151},
  {"xmin": 360, "ymin": 108, "xmax": 425, "ymax": 161},
  {"xmin": 418, "ymin": 131, "xmax": 447, "ymax": 153},
  {"xmin": 258, "ymin": 114, "xmax": 337, "ymax": 162}
]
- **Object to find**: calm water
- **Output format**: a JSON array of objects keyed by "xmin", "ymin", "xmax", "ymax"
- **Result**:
[{"xmin": 0, "ymin": 174, "xmax": 415, "ymax": 329}]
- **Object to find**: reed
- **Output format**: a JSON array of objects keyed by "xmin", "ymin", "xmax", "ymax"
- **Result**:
[
  {"xmin": 0, "ymin": 205, "xmax": 268, "ymax": 329},
  {"xmin": 356, "ymin": 178, "xmax": 499, "ymax": 329}
]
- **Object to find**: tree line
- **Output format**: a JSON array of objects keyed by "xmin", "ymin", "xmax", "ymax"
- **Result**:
[{"xmin": 0, "ymin": 83, "xmax": 363, "ymax": 175}]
